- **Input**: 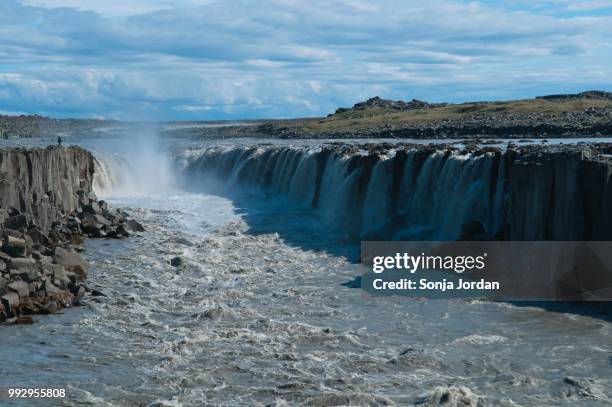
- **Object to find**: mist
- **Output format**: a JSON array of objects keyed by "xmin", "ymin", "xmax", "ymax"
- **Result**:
[{"xmin": 92, "ymin": 123, "xmax": 175, "ymax": 197}]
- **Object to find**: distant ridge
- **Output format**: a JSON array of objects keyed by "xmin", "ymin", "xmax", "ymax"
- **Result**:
[
  {"xmin": 536, "ymin": 90, "xmax": 612, "ymax": 101},
  {"xmin": 253, "ymin": 90, "xmax": 612, "ymax": 139}
]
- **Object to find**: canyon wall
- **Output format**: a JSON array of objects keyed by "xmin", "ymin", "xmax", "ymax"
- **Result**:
[
  {"xmin": 183, "ymin": 143, "xmax": 612, "ymax": 241},
  {"xmin": 0, "ymin": 146, "xmax": 95, "ymax": 231},
  {"xmin": 0, "ymin": 146, "xmax": 144, "ymax": 323}
]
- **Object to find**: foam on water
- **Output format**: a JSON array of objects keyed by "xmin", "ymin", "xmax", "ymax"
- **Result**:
[{"xmin": 0, "ymin": 132, "xmax": 611, "ymax": 405}]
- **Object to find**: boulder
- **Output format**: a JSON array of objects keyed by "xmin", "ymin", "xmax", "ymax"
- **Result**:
[
  {"xmin": 71, "ymin": 285, "xmax": 86, "ymax": 300},
  {"xmin": 4, "ymin": 214, "xmax": 27, "ymax": 230},
  {"xmin": 53, "ymin": 247, "xmax": 88, "ymax": 281},
  {"xmin": 420, "ymin": 386, "xmax": 481, "ymax": 406},
  {"xmin": 40, "ymin": 301, "xmax": 58, "ymax": 314},
  {"xmin": 1, "ymin": 291, "xmax": 20, "ymax": 311},
  {"xmin": 64, "ymin": 270, "xmax": 80, "ymax": 284},
  {"xmin": 2, "ymin": 235, "xmax": 28, "ymax": 257},
  {"xmin": 43, "ymin": 280, "xmax": 62, "ymax": 296},
  {"xmin": 32, "ymin": 251, "xmax": 52, "ymax": 263},
  {"xmin": 9, "ymin": 258, "xmax": 41, "ymax": 282},
  {"xmin": 0, "ymin": 250, "xmax": 11, "ymax": 264},
  {"xmin": 94, "ymin": 214, "xmax": 111, "ymax": 226},
  {"xmin": 15, "ymin": 315, "xmax": 34, "ymax": 324},
  {"xmin": 116, "ymin": 224, "xmax": 130, "ymax": 237},
  {"xmin": 8, "ymin": 280, "xmax": 30, "ymax": 297},
  {"xmin": 126, "ymin": 219, "xmax": 145, "ymax": 232},
  {"xmin": 20, "ymin": 296, "xmax": 41, "ymax": 314},
  {"xmin": 82, "ymin": 223, "xmax": 104, "ymax": 238},
  {"xmin": 28, "ymin": 281, "xmax": 42, "ymax": 295},
  {"xmin": 65, "ymin": 216, "xmax": 81, "ymax": 231},
  {"xmin": 114, "ymin": 209, "xmax": 128, "ymax": 224},
  {"xmin": 83, "ymin": 201, "xmax": 102, "ymax": 214},
  {"xmin": 98, "ymin": 200, "xmax": 109, "ymax": 212},
  {"xmin": 170, "ymin": 256, "xmax": 184, "ymax": 267}
]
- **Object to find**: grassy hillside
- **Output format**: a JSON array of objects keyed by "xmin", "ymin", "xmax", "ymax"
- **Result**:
[{"xmin": 291, "ymin": 97, "xmax": 612, "ymax": 134}]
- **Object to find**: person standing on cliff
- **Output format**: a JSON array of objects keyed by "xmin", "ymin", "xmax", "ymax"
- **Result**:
[{"xmin": 58, "ymin": 136, "xmax": 62, "ymax": 146}]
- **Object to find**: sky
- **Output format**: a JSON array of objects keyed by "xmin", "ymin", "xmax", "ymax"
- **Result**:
[{"xmin": 0, "ymin": 0, "xmax": 611, "ymax": 120}]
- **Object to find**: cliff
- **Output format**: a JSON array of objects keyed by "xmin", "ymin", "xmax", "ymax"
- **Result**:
[
  {"xmin": 0, "ymin": 146, "xmax": 142, "ymax": 324},
  {"xmin": 0, "ymin": 146, "xmax": 95, "ymax": 231},
  {"xmin": 183, "ymin": 142, "xmax": 612, "ymax": 241}
]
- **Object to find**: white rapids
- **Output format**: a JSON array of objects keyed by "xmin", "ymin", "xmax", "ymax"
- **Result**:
[{"xmin": 0, "ymin": 134, "xmax": 611, "ymax": 406}]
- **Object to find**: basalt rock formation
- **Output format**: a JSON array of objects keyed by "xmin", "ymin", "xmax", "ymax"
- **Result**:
[
  {"xmin": 0, "ymin": 146, "xmax": 95, "ymax": 231},
  {"xmin": 184, "ymin": 142, "xmax": 612, "ymax": 241},
  {"xmin": 0, "ymin": 146, "xmax": 143, "ymax": 324},
  {"xmin": 333, "ymin": 96, "xmax": 448, "ymax": 114}
]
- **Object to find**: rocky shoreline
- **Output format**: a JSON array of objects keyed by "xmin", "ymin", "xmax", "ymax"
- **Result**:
[{"xmin": 0, "ymin": 146, "xmax": 143, "ymax": 324}]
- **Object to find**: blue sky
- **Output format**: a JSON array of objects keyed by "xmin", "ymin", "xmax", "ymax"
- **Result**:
[{"xmin": 0, "ymin": 0, "xmax": 611, "ymax": 120}]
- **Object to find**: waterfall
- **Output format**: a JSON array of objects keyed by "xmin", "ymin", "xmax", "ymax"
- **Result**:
[
  {"xmin": 91, "ymin": 145, "xmax": 175, "ymax": 197},
  {"xmin": 181, "ymin": 144, "xmax": 612, "ymax": 241}
]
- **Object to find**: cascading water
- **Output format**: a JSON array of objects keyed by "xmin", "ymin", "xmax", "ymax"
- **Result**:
[
  {"xmin": 4, "ymin": 135, "xmax": 610, "ymax": 406},
  {"xmin": 182, "ymin": 143, "xmax": 612, "ymax": 241}
]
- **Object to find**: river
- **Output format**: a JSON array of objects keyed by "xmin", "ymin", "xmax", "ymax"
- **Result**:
[{"xmin": 1, "ymin": 131, "xmax": 611, "ymax": 406}]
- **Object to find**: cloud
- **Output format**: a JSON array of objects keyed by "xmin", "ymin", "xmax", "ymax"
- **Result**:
[{"xmin": 1, "ymin": 0, "xmax": 611, "ymax": 119}]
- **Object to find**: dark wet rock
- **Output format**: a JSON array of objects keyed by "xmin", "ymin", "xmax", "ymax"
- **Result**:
[
  {"xmin": 98, "ymin": 200, "xmax": 109, "ymax": 212},
  {"xmin": 417, "ymin": 386, "xmax": 482, "ymax": 406},
  {"xmin": 39, "ymin": 301, "xmax": 58, "ymax": 315},
  {"xmin": 4, "ymin": 214, "xmax": 27, "ymax": 230},
  {"xmin": 94, "ymin": 214, "xmax": 111, "ymax": 226},
  {"xmin": 28, "ymin": 226, "xmax": 52, "ymax": 248},
  {"xmin": 126, "ymin": 219, "xmax": 145, "ymax": 232},
  {"xmin": 562, "ymin": 376, "xmax": 606, "ymax": 399},
  {"xmin": 170, "ymin": 256, "xmax": 184, "ymax": 267},
  {"xmin": 116, "ymin": 224, "xmax": 130, "ymax": 237},
  {"xmin": 15, "ymin": 315, "xmax": 34, "ymax": 325},
  {"xmin": 20, "ymin": 296, "xmax": 41, "ymax": 315},
  {"xmin": 89, "ymin": 288, "xmax": 107, "ymax": 297},
  {"xmin": 82, "ymin": 223, "xmax": 104, "ymax": 238},
  {"xmin": 82, "ymin": 201, "xmax": 102, "ymax": 214}
]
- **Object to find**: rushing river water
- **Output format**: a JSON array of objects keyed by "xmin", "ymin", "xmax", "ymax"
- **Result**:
[{"xmin": 1, "ymin": 133, "xmax": 612, "ymax": 406}]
